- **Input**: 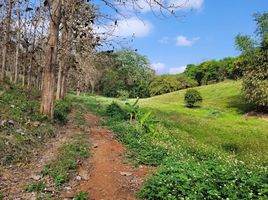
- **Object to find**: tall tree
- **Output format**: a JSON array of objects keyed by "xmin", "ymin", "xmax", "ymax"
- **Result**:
[
  {"xmin": 40, "ymin": 0, "xmax": 62, "ymax": 118},
  {"xmin": 1, "ymin": 0, "xmax": 12, "ymax": 82}
]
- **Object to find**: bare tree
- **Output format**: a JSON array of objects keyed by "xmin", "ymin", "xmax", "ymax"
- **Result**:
[{"xmin": 1, "ymin": 0, "xmax": 12, "ymax": 82}]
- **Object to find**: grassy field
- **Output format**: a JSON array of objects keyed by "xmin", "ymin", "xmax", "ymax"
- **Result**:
[
  {"xmin": 139, "ymin": 80, "xmax": 268, "ymax": 166},
  {"xmin": 73, "ymin": 80, "xmax": 268, "ymax": 199},
  {"xmin": 77, "ymin": 80, "xmax": 268, "ymax": 166}
]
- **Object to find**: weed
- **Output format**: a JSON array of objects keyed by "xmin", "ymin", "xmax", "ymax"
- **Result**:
[
  {"xmin": 54, "ymin": 99, "xmax": 72, "ymax": 124},
  {"xmin": 41, "ymin": 135, "xmax": 89, "ymax": 187},
  {"xmin": 25, "ymin": 181, "xmax": 46, "ymax": 192},
  {"xmin": 73, "ymin": 192, "xmax": 88, "ymax": 200}
]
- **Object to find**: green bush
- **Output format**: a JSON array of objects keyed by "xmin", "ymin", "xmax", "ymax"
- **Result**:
[
  {"xmin": 54, "ymin": 99, "xmax": 72, "ymax": 124},
  {"xmin": 105, "ymin": 102, "xmax": 127, "ymax": 119},
  {"xmin": 117, "ymin": 89, "xmax": 129, "ymax": 100},
  {"xmin": 137, "ymin": 158, "xmax": 268, "ymax": 200},
  {"xmin": 184, "ymin": 89, "xmax": 203, "ymax": 107}
]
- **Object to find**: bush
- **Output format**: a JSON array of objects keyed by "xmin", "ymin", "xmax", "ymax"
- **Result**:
[
  {"xmin": 54, "ymin": 100, "xmax": 72, "ymax": 124},
  {"xmin": 117, "ymin": 89, "xmax": 129, "ymax": 100},
  {"xmin": 105, "ymin": 102, "xmax": 127, "ymax": 119},
  {"xmin": 184, "ymin": 89, "xmax": 202, "ymax": 107}
]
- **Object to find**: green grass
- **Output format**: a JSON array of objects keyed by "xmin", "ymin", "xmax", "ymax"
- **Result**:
[
  {"xmin": 139, "ymin": 80, "xmax": 268, "ymax": 165},
  {"xmin": 72, "ymin": 80, "xmax": 268, "ymax": 165},
  {"xmin": 0, "ymin": 82, "xmax": 56, "ymax": 165},
  {"xmin": 41, "ymin": 134, "xmax": 89, "ymax": 187},
  {"xmin": 72, "ymin": 80, "xmax": 268, "ymax": 199}
]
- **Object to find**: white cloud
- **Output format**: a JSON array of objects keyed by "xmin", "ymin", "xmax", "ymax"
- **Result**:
[
  {"xmin": 169, "ymin": 66, "xmax": 186, "ymax": 74},
  {"xmin": 176, "ymin": 35, "xmax": 199, "ymax": 46},
  {"xmin": 171, "ymin": 0, "xmax": 204, "ymax": 10},
  {"xmin": 158, "ymin": 36, "xmax": 169, "ymax": 44},
  {"xmin": 151, "ymin": 62, "xmax": 166, "ymax": 72},
  {"xmin": 122, "ymin": 0, "xmax": 204, "ymax": 13},
  {"xmin": 94, "ymin": 17, "xmax": 153, "ymax": 39}
]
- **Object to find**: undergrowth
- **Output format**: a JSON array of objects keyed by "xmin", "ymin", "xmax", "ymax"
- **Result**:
[
  {"xmin": 0, "ymin": 83, "xmax": 57, "ymax": 165},
  {"xmin": 41, "ymin": 134, "xmax": 89, "ymax": 187}
]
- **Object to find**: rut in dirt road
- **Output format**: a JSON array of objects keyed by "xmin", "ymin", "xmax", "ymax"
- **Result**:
[{"xmin": 65, "ymin": 112, "xmax": 153, "ymax": 200}]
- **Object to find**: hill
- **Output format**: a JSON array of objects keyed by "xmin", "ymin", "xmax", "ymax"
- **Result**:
[{"xmin": 140, "ymin": 80, "xmax": 268, "ymax": 165}]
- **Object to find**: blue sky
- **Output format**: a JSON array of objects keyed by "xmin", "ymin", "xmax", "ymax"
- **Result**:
[{"xmin": 95, "ymin": 0, "xmax": 268, "ymax": 74}]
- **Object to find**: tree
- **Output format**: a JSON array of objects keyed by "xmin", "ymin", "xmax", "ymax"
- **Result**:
[
  {"xmin": 184, "ymin": 89, "xmax": 202, "ymax": 108},
  {"xmin": 100, "ymin": 49, "xmax": 154, "ymax": 98},
  {"xmin": 1, "ymin": 0, "xmax": 12, "ymax": 82},
  {"xmin": 235, "ymin": 12, "xmax": 268, "ymax": 110},
  {"xmin": 40, "ymin": 0, "xmax": 62, "ymax": 118}
]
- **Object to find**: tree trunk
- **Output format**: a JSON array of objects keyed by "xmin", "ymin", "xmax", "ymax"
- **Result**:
[
  {"xmin": 40, "ymin": 0, "xmax": 62, "ymax": 119},
  {"xmin": 14, "ymin": 0, "xmax": 21, "ymax": 84},
  {"xmin": 27, "ymin": 23, "xmax": 37, "ymax": 90},
  {"xmin": 56, "ymin": 61, "xmax": 62, "ymax": 100},
  {"xmin": 60, "ymin": 71, "xmax": 66, "ymax": 99},
  {"xmin": 1, "ymin": 0, "xmax": 12, "ymax": 82}
]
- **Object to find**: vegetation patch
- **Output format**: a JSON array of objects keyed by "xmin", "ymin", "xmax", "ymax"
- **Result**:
[
  {"xmin": 25, "ymin": 181, "xmax": 46, "ymax": 192},
  {"xmin": 41, "ymin": 134, "xmax": 89, "ymax": 187},
  {"xmin": 0, "ymin": 83, "xmax": 57, "ymax": 165},
  {"xmin": 73, "ymin": 192, "xmax": 89, "ymax": 200},
  {"xmin": 137, "ymin": 157, "xmax": 268, "ymax": 199},
  {"xmin": 54, "ymin": 98, "xmax": 72, "ymax": 125}
]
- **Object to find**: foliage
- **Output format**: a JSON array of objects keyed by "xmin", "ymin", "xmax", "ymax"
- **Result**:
[
  {"xmin": 105, "ymin": 102, "xmax": 127, "ymax": 119},
  {"xmin": 184, "ymin": 57, "xmax": 240, "ymax": 86},
  {"xmin": 235, "ymin": 12, "xmax": 268, "ymax": 110},
  {"xmin": 0, "ymin": 82, "xmax": 55, "ymax": 165},
  {"xmin": 25, "ymin": 181, "xmax": 46, "ymax": 192},
  {"xmin": 117, "ymin": 89, "xmax": 129, "ymax": 100},
  {"xmin": 125, "ymin": 98, "xmax": 140, "ymax": 122},
  {"xmin": 184, "ymin": 89, "xmax": 202, "ymax": 107},
  {"xmin": 100, "ymin": 49, "xmax": 154, "ymax": 98},
  {"xmin": 137, "ymin": 157, "xmax": 268, "ymax": 200},
  {"xmin": 54, "ymin": 99, "xmax": 72, "ymax": 124},
  {"xmin": 41, "ymin": 135, "xmax": 89, "ymax": 187},
  {"xmin": 73, "ymin": 192, "xmax": 88, "ymax": 200},
  {"xmin": 149, "ymin": 74, "xmax": 197, "ymax": 96}
]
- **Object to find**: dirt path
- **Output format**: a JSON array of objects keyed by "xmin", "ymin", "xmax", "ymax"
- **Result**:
[
  {"xmin": 0, "ymin": 111, "xmax": 81, "ymax": 199},
  {"xmin": 63, "ymin": 112, "xmax": 153, "ymax": 200}
]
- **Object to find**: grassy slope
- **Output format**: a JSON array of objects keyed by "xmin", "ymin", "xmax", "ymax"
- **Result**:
[
  {"xmin": 80, "ymin": 80, "xmax": 268, "ymax": 166},
  {"xmin": 140, "ymin": 80, "xmax": 268, "ymax": 165},
  {"xmin": 0, "ymin": 83, "xmax": 55, "ymax": 165}
]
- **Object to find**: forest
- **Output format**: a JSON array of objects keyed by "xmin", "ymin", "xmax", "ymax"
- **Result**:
[{"xmin": 0, "ymin": 0, "xmax": 268, "ymax": 199}]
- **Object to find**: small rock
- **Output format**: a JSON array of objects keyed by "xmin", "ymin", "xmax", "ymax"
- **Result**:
[
  {"xmin": 32, "ymin": 121, "xmax": 41, "ymax": 127},
  {"xmin": 31, "ymin": 175, "xmax": 41, "ymax": 181},
  {"xmin": 64, "ymin": 186, "xmax": 72, "ymax": 191},
  {"xmin": 93, "ymin": 144, "xmax": 98, "ymax": 148},
  {"xmin": 120, "ymin": 172, "xmax": 132, "ymax": 176},
  {"xmin": 1, "ymin": 120, "xmax": 7, "ymax": 126},
  {"xmin": 7, "ymin": 120, "xmax": 15, "ymax": 126},
  {"xmin": 10, "ymin": 105, "xmax": 15, "ymax": 108},
  {"xmin": 79, "ymin": 169, "xmax": 89, "ymax": 180},
  {"xmin": 75, "ymin": 176, "xmax": 82, "ymax": 181}
]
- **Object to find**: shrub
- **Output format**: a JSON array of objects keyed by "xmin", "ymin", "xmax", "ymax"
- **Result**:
[
  {"xmin": 105, "ymin": 102, "xmax": 127, "ymax": 119},
  {"xmin": 184, "ymin": 89, "xmax": 202, "ymax": 107},
  {"xmin": 117, "ymin": 89, "xmax": 129, "ymax": 100},
  {"xmin": 54, "ymin": 100, "xmax": 72, "ymax": 124}
]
